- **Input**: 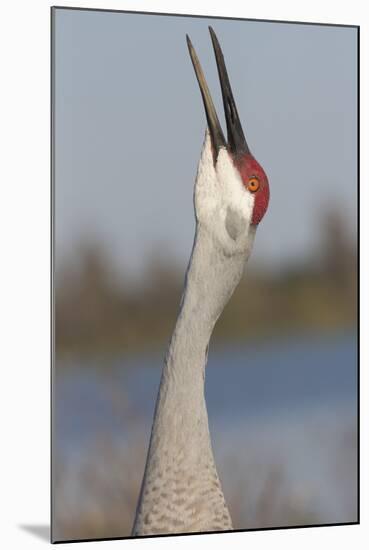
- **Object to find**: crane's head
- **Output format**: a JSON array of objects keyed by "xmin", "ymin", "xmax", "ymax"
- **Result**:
[{"xmin": 187, "ymin": 27, "xmax": 270, "ymax": 254}]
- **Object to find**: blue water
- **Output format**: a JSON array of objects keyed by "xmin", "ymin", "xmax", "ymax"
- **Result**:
[
  {"xmin": 54, "ymin": 329, "xmax": 357, "ymax": 450},
  {"xmin": 54, "ymin": 329, "xmax": 358, "ymax": 525}
]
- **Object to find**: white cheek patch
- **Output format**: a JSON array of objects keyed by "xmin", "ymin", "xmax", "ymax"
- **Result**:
[
  {"xmin": 193, "ymin": 130, "xmax": 255, "ymax": 251},
  {"xmin": 215, "ymin": 148, "xmax": 254, "ymax": 226}
]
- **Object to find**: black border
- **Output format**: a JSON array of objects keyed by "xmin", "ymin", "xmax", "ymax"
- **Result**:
[
  {"xmin": 51, "ymin": 5, "xmax": 55, "ymax": 545},
  {"xmin": 50, "ymin": 5, "xmax": 360, "ymax": 545}
]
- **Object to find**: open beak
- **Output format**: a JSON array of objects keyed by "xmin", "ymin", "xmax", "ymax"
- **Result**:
[{"xmin": 186, "ymin": 26, "xmax": 250, "ymax": 160}]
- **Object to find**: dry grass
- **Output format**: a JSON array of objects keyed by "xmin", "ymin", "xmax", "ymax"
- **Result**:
[
  {"xmin": 53, "ymin": 437, "xmax": 329, "ymax": 541},
  {"xmin": 53, "ymin": 437, "xmax": 147, "ymax": 541}
]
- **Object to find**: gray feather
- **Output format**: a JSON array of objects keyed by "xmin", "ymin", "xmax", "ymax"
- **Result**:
[{"xmin": 225, "ymin": 207, "xmax": 245, "ymax": 241}]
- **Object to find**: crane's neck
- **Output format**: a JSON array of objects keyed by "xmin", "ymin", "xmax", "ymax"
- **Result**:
[
  {"xmin": 167, "ymin": 223, "xmax": 253, "ymax": 382},
  {"xmin": 132, "ymin": 222, "xmax": 255, "ymax": 535},
  {"xmin": 157, "ymin": 223, "xmax": 254, "ymax": 436}
]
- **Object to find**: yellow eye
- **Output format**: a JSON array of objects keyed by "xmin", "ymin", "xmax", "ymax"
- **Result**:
[{"xmin": 247, "ymin": 176, "xmax": 260, "ymax": 193}]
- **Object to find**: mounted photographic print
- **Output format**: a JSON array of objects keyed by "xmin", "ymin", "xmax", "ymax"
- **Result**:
[{"xmin": 51, "ymin": 6, "xmax": 359, "ymax": 543}]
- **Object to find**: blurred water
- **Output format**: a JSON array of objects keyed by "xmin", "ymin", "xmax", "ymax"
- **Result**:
[
  {"xmin": 54, "ymin": 330, "xmax": 357, "ymax": 447},
  {"xmin": 53, "ymin": 329, "xmax": 357, "ymax": 526}
]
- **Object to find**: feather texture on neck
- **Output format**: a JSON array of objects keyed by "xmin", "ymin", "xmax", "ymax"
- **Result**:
[{"xmin": 132, "ymin": 219, "xmax": 255, "ymax": 535}]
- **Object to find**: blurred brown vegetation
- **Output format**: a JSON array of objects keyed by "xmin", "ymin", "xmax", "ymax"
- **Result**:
[
  {"xmin": 55, "ymin": 207, "xmax": 357, "ymax": 360},
  {"xmin": 53, "ymin": 207, "xmax": 357, "ymax": 541}
]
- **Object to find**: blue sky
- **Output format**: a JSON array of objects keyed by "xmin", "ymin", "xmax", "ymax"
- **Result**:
[{"xmin": 54, "ymin": 9, "xmax": 357, "ymax": 281}]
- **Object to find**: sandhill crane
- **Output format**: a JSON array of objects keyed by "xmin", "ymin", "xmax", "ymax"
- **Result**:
[{"xmin": 132, "ymin": 26, "xmax": 270, "ymax": 536}]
